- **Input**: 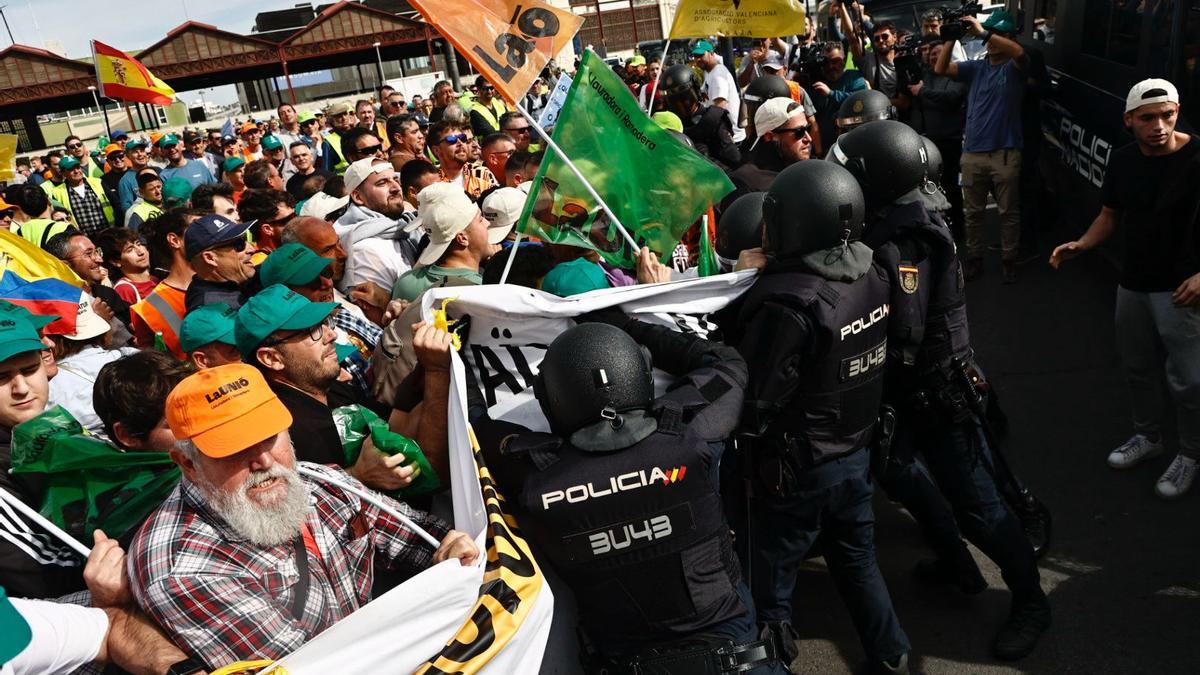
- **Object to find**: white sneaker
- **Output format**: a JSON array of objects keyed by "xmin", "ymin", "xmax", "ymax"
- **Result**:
[
  {"xmin": 1107, "ymin": 434, "xmax": 1164, "ymax": 469},
  {"xmin": 1155, "ymin": 455, "xmax": 1198, "ymax": 500}
]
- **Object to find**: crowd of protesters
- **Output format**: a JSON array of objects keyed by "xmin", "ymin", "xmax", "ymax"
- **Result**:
[{"xmin": 0, "ymin": 5, "xmax": 1195, "ymax": 673}]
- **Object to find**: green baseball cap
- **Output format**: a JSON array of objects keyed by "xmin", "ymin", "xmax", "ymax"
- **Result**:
[
  {"xmin": 541, "ymin": 258, "xmax": 609, "ymax": 297},
  {"xmin": 234, "ymin": 284, "xmax": 337, "ymax": 359},
  {"xmin": 260, "ymin": 243, "xmax": 331, "ymax": 288},
  {"xmin": 652, "ymin": 111, "xmax": 684, "ymax": 133},
  {"xmin": 627, "ymin": 54, "xmax": 646, "ymax": 67},
  {"xmin": 691, "ymin": 39, "xmax": 715, "ymax": 56},
  {"xmin": 162, "ymin": 177, "xmax": 194, "ymax": 209},
  {"xmin": 222, "ymin": 156, "xmax": 245, "ymax": 173},
  {"xmin": 0, "ymin": 311, "xmax": 51, "ymax": 363},
  {"xmin": 297, "ymin": 110, "xmax": 317, "ymax": 124},
  {"xmin": 261, "ymin": 135, "xmax": 283, "ymax": 151},
  {"xmin": 982, "ymin": 9, "xmax": 1018, "ymax": 34},
  {"xmin": 125, "ymin": 138, "xmax": 148, "ymax": 152},
  {"xmin": 179, "ymin": 303, "xmax": 238, "ymax": 353},
  {"xmin": 0, "ymin": 586, "xmax": 32, "ymax": 665},
  {"xmin": 58, "ymin": 156, "xmax": 81, "ymax": 171},
  {"xmin": 0, "ymin": 301, "xmax": 55, "ymax": 331},
  {"xmin": 156, "ymin": 133, "xmax": 180, "ymax": 148}
]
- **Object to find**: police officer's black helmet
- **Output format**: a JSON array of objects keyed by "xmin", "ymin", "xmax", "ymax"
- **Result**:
[
  {"xmin": 920, "ymin": 135, "xmax": 943, "ymax": 181},
  {"xmin": 762, "ymin": 161, "xmax": 866, "ymax": 258},
  {"xmin": 835, "ymin": 89, "xmax": 895, "ymax": 131},
  {"xmin": 743, "ymin": 75, "xmax": 792, "ymax": 106},
  {"xmin": 718, "ymin": 192, "xmax": 765, "ymax": 260},
  {"xmin": 826, "ymin": 120, "xmax": 929, "ymax": 210},
  {"xmin": 660, "ymin": 65, "xmax": 700, "ymax": 99},
  {"xmin": 668, "ymin": 129, "xmax": 696, "ymax": 150},
  {"xmin": 535, "ymin": 323, "xmax": 654, "ymax": 437}
]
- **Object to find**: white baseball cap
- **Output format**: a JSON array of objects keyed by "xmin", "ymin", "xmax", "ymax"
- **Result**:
[
  {"xmin": 480, "ymin": 185, "xmax": 529, "ymax": 244},
  {"xmin": 409, "ymin": 183, "xmax": 481, "ymax": 266},
  {"xmin": 343, "ymin": 157, "xmax": 393, "ymax": 194},
  {"xmin": 1125, "ymin": 78, "xmax": 1179, "ymax": 113},
  {"xmin": 299, "ymin": 192, "xmax": 350, "ymax": 220},
  {"xmin": 762, "ymin": 51, "xmax": 787, "ymax": 72},
  {"xmin": 751, "ymin": 97, "xmax": 805, "ymax": 150},
  {"xmin": 63, "ymin": 292, "xmax": 111, "ymax": 341}
]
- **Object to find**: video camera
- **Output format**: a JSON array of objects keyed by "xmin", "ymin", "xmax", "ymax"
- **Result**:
[
  {"xmin": 792, "ymin": 41, "xmax": 836, "ymax": 87},
  {"xmin": 939, "ymin": 1, "xmax": 985, "ymax": 42},
  {"xmin": 893, "ymin": 34, "xmax": 928, "ymax": 89}
]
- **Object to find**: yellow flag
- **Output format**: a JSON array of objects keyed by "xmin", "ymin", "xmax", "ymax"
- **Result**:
[
  {"xmin": 669, "ymin": 0, "xmax": 806, "ymax": 39},
  {"xmin": 0, "ymin": 134, "xmax": 16, "ymax": 182},
  {"xmin": 0, "ymin": 230, "xmax": 85, "ymax": 286},
  {"xmin": 92, "ymin": 40, "xmax": 175, "ymax": 106}
]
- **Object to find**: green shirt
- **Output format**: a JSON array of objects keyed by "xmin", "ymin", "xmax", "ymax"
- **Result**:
[{"xmin": 391, "ymin": 265, "xmax": 482, "ymax": 302}]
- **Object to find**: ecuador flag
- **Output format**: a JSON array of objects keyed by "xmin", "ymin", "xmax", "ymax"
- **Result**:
[{"xmin": 92, "ymin": 40, "xmax": 175, "ymax": 106}]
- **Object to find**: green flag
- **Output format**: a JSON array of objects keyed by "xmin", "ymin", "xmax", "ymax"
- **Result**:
[
  {"xmin": 517, "ymin": 49, "xmax": 735, "ymax": 268},
  {"xmin": 698, "ymin": 215, "xmax": 720, "ymax": 276},
  {"xmin": 10, "ymin": 406, "xmax": 180, "ymax": 540}
]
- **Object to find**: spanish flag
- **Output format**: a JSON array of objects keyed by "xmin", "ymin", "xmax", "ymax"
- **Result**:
[{"xmin": 91, "ymin": 40, "xmax": 175, "ymax": 106}]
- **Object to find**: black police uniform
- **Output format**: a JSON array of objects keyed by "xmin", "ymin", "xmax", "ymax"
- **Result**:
[
  {"xmin": 479, "ymin": 320, "xmax": 784, "ymax": 674},
  {"xmin": 864, "ymin": 201, "xmax": 1048, "ymax": 618},
  {"xmin": 728, "ymin": 256, "xmax": 910, "ymax": 666},
  {"xmin": 684, "ymin": 105, "xmax": 743, "ymax": 172}
]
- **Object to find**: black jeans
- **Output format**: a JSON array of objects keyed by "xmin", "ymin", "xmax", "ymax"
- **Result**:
[
  {"xmin": 749, "ymin": 449, "xmax": 910, "ymax": 662},
  {"xmin": 933, "ymin": 136, "xmax": 965, "ymax": 241}
]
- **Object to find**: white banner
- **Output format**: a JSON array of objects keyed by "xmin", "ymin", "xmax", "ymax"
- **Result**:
[
  {"xmin": 537, "ymin": 73, "xmax": 573, "ymax": 129},
  {"xmin": 266, "ymin": 273, "xmax": 756, "ymax": 673}
]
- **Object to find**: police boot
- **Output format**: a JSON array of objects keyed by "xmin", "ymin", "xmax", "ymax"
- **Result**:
[
  {"xmin": 992, "ymin": 595, "xmax": 1051, "ymax": 661},
  {"xmin": 759, "ymin": 620, "xmax": 799, "ymax": 673},
  {"xmin": 913, "ymin": 544, "xmax": 986, "ymax": 595}
]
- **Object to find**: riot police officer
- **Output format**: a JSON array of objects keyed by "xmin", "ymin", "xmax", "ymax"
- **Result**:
[
  {"xmin": 474, "ymin": 317, "xmax": 785, "ymax": 674},
  {"xmin": 829, "ymin": 120, "xmax": 1052, "ymax": 661},
  {"xmin": 660, "ymin": 64, "xmax": 743, "ymax": 171},
  {"xmin": 726, "ymin": 161, "xmax": 910, "ymax": 674},
  {"xmin": 715, "ymin": 192, "xmax": 765, "ymax": 273},
  {"xmin": 741, "ymin": 74, "xmax": 794, "ymax": 152},
  {"xmin": 835, "ymin": 89, "xmax": 897, "ymax": 135}
]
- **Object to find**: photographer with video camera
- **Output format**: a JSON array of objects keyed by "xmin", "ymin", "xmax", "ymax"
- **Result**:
[
  {"xmin": 907, "ymin": 39, "xmax": 968, "ymax": 238},
  {"xmin": 804, "ymin": 41, "xmax": 868, "ymax": 153},
  {"xmin": 935, "ymin": 8, "xmax": 1027, "ymax": 283},
  {"xmin": 836, "ymin": 2, "xmax": 910, "ymax": 114}
]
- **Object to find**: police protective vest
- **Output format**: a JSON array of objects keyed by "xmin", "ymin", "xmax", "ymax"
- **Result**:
[
  {"xmin": 736, "ymin": 265, "xmax": 891, "ymax": 465},
  {"xmin": 50, "ymin": 177, "xmax": 114, "ymax": 226},
  {"xmin": 324, "ymin": 131, "xmax": 348, "ymax": 174},
  {"xmin": 869, "ymin": 202, "xmax": 971, "ymax": 376},
  {"xmin": 509, "ymin": 418, "xmax": 745, "ymax": 649},
  {"xmin": 130, "ymin": 284, "xmax": 187, "ymax": 359}
]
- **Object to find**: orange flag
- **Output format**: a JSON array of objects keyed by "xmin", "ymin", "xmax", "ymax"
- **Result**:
[
  {"xmin": 407, "ymin": 0, "xmax": 582, "ymax": 104},
  {"xmin": 92, "ymin": 40, "xmax": 176, "ymax": 106}
]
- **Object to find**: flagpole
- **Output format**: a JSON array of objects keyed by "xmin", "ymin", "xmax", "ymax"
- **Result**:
[
  {"xmin": 498, "ymin": 232, "xmax": 522, "ymax": 285},
  {"xmin": 515, "ymin": 102, "xmax": 640, "ymax": 251},
  {"xmin": 295, "ymin": 465, "xmax": 440, "ymax": 548},
  {"xmin": 0, "ymin": 489, "xmax": 92, "ymax": 558},
  {"xmin": 644, "ymin": 38, "xmax": 671, "ymax": 113}
]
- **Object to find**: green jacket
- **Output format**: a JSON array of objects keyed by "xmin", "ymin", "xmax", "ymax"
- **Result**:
[
  {"xmin": 17, "ymin": 218, "xmax": 72, "ymax": 248},
  {"xmin": 124, "ymin": 199, "xmax": 164, "ymax": 231}
]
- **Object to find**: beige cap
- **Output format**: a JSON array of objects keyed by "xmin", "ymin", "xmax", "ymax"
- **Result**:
[
  {"xmin": 323, "ymin": 100, "xmax": 353, "ymax": 116},
  {"xmin": 751, "ymin": 97, "xmax": 804, "ymax": 150},
  {"xmin": 480, "ymin": 185, "xmax": 529, "ymax": 244},
  {"xmin": 343, "ymin": 157, "xmax": 393, "ymax": 194},
  {"xmin": 299, "ymin": 192, "xmax": 350, "ymax": 220},
  {"xmin": 63, "ymin": 292, "xmax": 111, "ymax": 341},
  {"xmin": 410, "ymin": 183, "xmax": 481, "ymax": 266}
]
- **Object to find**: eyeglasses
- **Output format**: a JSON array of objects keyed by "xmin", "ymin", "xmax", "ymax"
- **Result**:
[
  {"xmin": 504, "ymin": 126, "xmax": 532, "ymax": 135},
  {"xmin": 68, "ymin": 247, "xmax": 103, "ymax": 262},
  {"xmin": 480, "ymin": 85, "xmax": 495, "ymax": 92},
  {"xmin": 65, "ymin": 142, "xmax": 83, "ymax": 150},
  {"xmin": 264, "ymin": 316, "xmax": 333, "ymax": 347},
  {"xmin": 773, "ymin": 125, "xmax": 811, "ymax": 138},
  {"xmin": 873, "ymin": 33, "xmax": 893, "ymax": 42},
  {"xmin": 108, "ymin": 153, "xmax": 126, "ymax": 161},
  {"xmin": 354, "ymin": 143, "xmax": 384, "ymax": 157},
  {"xmin": 440, "ymin": 133, "xmax": 468, "ymax": 145}
]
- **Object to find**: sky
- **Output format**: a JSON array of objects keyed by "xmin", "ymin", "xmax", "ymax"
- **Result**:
[{"xmin": 1, "ymin": 0, "xmax": 305, "ymax": 105}]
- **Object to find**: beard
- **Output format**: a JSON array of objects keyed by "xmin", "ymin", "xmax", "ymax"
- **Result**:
[{"xmin": 199, "ymin": 463, "xmax": 310, "ymax": 547}]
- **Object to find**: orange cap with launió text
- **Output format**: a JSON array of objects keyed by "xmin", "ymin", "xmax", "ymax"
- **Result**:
[{"xmin": 166, "ymin": 363, "xmax": 292, "ymax": 458}]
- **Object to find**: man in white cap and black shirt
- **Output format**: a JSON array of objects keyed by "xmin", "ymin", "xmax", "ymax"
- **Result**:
[
  {"xmin": 390, "ymin": 182, "xmax": 499, "ymax": 302},
  {"xmin": 725, "ymin": 97, "xmax": 813, "ymax": 207},
  {"xmin": 1051, "ymin": 78, "xmax": 1200, "ymax": 499}
]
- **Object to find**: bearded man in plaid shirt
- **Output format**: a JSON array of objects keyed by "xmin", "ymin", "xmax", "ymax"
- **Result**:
[{"xmin": 128, "ymin": 363, "xmax": 478, "ymax": 668}]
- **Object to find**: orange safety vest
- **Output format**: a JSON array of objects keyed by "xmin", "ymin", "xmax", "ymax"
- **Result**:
[{"xmin": 130, "ymin": 283, "xmax": 187, "ymax": 359}]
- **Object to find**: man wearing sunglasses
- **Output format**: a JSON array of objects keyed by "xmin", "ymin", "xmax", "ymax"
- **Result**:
[
  {"xmin": 499, "ymin": 111, "xmax": 538, "ymax": 153},
  {"xmin": 340, "ymin": 127, "xmax": 387, "ymax": 166},
  {"xmin": 426, "ymin": 121, "xmax": 497, "ymax": 200},
  {"xmin": 63, "ymin": 135, "xmax": 103, "ymax": 179},
  {"xmin": 467, "ymin": 75, "xmax": 511, "ymax": 139},
  {"xmin": 727, "ymin": 98, "xmax": 814, "ymax": 207},
  {"xmin": 238, "ymin": 189, "xmax": 296, "ymax": 257},
  {"xmin": 183, "ymin": 214, "xmax": 259, "ymax": 313}
]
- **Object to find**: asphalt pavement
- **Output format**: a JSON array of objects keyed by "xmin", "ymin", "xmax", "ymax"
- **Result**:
[{"xmin": 789, "ymin": 223, "xmax": 1200, "ymax": 674}]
